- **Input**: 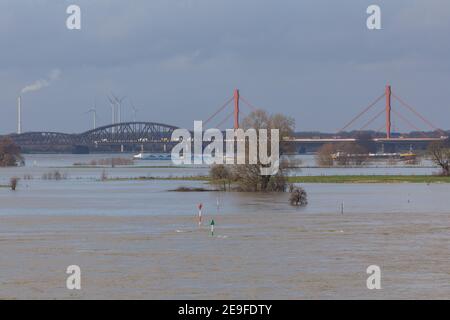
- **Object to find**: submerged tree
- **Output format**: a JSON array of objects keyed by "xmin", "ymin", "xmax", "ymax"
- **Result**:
[
  {"xmin": 428, "ymin": 139, "xmax": 450, "ymax": 176},
  {"xmin": 235, "ymin": 110, "xmax": 295, "ymax": 192},
  {"xmin": 0, "ymin": 138, "xmax": 23, "ymax": 167},
  {"xmin": 208, "ymin": 110, "xmax": 296, "ymax": 192},
  {"xmin": 289, "ymin": 187, "xmax": 308, "ymax": 206},
  {"xmin": 210, "ymin": 164, "xmax": 232, "ymax": 190}
]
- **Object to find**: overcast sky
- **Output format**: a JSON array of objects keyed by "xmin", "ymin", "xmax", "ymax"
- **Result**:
[{"xmin": 1, "ymin": 0, "xmax": 449, "ymax": 134}]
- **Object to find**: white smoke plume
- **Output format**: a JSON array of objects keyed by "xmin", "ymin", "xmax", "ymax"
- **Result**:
[{"xmin": 21, "ymin": 69, "xmax": 61, "ymax": 94}]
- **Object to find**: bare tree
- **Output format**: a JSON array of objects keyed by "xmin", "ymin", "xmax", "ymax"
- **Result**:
[
  {"xmin": 210, "ymin": 164, "xmax": 232, "ymax": 190},
  {"xmin": 213, "ymin": 110, "xmax": 295, "ymax": 192},
  {"xmin": 316, "ymin": 143, "xmax": 335, "ymax": 166},
  {"xmin": 429, "ymin": 140, "xmax": 450, "ymax": 176},
  {"xmin": 0, "ymin": 138, "xmax": 23, "ymax": 167}
]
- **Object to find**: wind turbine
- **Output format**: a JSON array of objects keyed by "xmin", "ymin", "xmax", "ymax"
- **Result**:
[
  {"xmin": 107, "ymin": 96, "xmax": 116, "ymax": 125},
  {"xmin": 110, "ymin": 93, "xmax": 126, "ymax": 124},
  {"xmin": 85, "ymin": 107, "xmax": 97, "ymax": 130},
  {"xmin": 107, "ymin": 96, "xmax": 117, "ymax": 134},
  {"xmin": 130, "ymin": 100, "xmax": 138, "ymax": 122}
]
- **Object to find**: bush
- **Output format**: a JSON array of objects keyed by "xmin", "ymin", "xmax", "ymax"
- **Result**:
[
  {"xmin": 10, "ymin": 177, "xmax": 19, "ymax": 191},
  {"xmin": 74, "ymin": 158, "xmax": 134, "ymax": 167},
  {"xmin": 42, "ymin": 170, "xmax": 68, "ymax": 180},
  {"xmin": 289, "ymin": 187, "xmax": 308, "ymax": 206},
  {"xmin": 100, "ymin": 170, "xmax": 108, "ymax": 181},
  {"xmin": 210, "ymin": 164, "xmax": 232, "ymax": 190}
]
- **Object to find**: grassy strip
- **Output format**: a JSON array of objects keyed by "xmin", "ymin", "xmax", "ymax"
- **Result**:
[
  {"xmin": 106, "ymin": 176, "xmax": 210, "ymax": 182},
  {"xmin": 288, "ymin": 175, "xmax": 450, "ymax": 184},
  {"xmin": 105, "ymin": 175, "xmax": 450, "ymax": 184},
  {"xmin": 54, "ymin": 166, "xmax": 200, "ymax": 169}
]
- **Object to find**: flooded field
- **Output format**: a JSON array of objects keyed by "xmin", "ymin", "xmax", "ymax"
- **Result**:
[{"xmin": 0, "ymin": 154, "xmax": 449, "ymax": 299}]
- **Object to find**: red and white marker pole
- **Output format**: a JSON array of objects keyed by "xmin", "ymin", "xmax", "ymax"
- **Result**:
[{"xmin": 198, "ymin": 203, "xmax": 203, "ymax": 226}]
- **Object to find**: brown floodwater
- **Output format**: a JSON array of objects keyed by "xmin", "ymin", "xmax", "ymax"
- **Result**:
[{"xmin": 0, "ymin": 154, "xmax": 449, "ymax": 299}]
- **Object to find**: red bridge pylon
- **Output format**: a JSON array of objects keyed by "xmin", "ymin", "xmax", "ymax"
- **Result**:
[
  {"xmin": 338, "ymin": 84, "xmax": 443, "ymax": 138},
  {"xmin": 203, "ymin": 89, "xmax": 258, "ymax": 129}
]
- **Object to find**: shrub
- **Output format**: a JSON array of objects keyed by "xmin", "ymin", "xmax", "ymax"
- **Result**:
[
  {"xmin": 289, "ymin": 187, "xmax": 308, "ymax": 206},
  {"xmin": 42, "ymin": 170, "xmax": 68, "ymax": 180},
  {"xmin": 10, "ymin": 177, "xmax": 19, "ymax": 191}
]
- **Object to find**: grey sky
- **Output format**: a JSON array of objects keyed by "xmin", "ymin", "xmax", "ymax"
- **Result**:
[{"xmin": 1, "ymin": 0, "xmax": 449, "ymax": 134}]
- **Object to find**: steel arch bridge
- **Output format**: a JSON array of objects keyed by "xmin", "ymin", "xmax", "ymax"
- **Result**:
[
  {"xmin": 10, "ymin": 131, "xmax": 77, "ymax": 146},
  {"xmin": 78, "ymin": 122, "xmax": 179, "ymax": 146},
  {"xmin": 6, "ymin": 122, "xmax": 180, "ymax": 152}
]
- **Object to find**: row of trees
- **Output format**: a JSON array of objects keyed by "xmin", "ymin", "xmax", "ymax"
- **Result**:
[{"xmin": 316, "ymin": 134, "xmax": 450, "ymax": 174}]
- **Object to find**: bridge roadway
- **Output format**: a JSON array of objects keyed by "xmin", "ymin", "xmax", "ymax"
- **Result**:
[
  {"xmin": 284, "ymin": 137, "xmax": 446, "ymax": 153},
  {"xmin": 2, "ymin": 121, "xmax": 446, "ymax": 153}
]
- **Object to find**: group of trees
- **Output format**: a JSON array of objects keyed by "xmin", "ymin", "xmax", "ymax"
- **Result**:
[
  {"xmin": 0, "ymin": 138, "xmax": 23, "ymax": 167},
  {"xmin": 208, "ymin": 109, "xmax": 307, "ymax": 206},
  {"xmin": 316, "ymin": 142, "xmax": 370, "ymax": 166},
  {"xmin": 316, "ymin": 133, "xmax": 377, "ymax": 166},
  {"xmin": 208, "ymin": 110, "xmax": 306, "ymax": 199},
  {"xmin": 209, "ymin": 110, "xmax": 294, "ymax": 192},
  {"xmin": 0, "ymin": 138, "xmax": 22, "ymax": 191}
]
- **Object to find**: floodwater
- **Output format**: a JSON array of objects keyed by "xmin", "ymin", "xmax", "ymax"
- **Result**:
[{"xmin": 0, "ymin": 154, "xmax": 449, "ymax": 299}]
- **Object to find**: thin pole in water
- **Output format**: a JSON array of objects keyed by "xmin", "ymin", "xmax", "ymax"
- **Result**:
[
  {"xmin": 210, "ymin": 219, "xmax": 215, "ymax": 237},
  {"xmin": 341, "ymin": 202, "xmax": 344, "ymax": 215},
  {"xmin": 198, "ymin": 203, "xmax": 203, "ymax": 226},
  {"xmin": 216, "ymin": 194, "xmax": 220, "ymax": 214}
]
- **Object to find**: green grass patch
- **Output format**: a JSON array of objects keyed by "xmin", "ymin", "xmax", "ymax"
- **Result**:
[
  {"xmin": 288, "ymin": 175, "xmax": 450, "ymax": 184},
  {"xmin": 104, "ymin": 175, "xmax": 450, "ymax": 184},
  {"xmin": 106, "ymin": 176, "xmax": 210, "ymax": 182}
]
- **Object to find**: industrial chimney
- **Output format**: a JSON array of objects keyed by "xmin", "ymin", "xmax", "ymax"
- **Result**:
[{"xmin": 17, "ymin": 96, "xmax": 22, "ymax": 134}]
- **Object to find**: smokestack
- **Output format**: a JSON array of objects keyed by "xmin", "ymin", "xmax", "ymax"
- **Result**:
[{"xmin": 17, "ymin": 96, "xmax": 22, "ymax": 134}]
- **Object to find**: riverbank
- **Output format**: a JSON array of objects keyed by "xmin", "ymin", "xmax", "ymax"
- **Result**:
[
  {"xmin": 104, "ymin": 175, "xmax": 450, "ymax": 184},
  {"xmin": 288, "ymin": 175, "xmax": 450, "ymax": 184}
]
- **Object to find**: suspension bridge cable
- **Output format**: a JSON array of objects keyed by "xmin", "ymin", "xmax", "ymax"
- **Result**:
[
  {"xmin": 391, "ymin": 93, "xmax": 442, "ymax": 133},
  {"xmin": 239, "ymin": 95, "xmax": 259, "ymax": 111},
  {"xmin": 215, "ymin": 110, "xmax": 235, "ymax": 129},
  {"xmin": 359, "ymin": 108, "xmax": 385, "ymax": 131},
  {"xmin": 391, "ymin": 108, "xmax": 428, "ymax": 138},
  {"xmin": 338, "ymin": 92, "xmax": 385, "ymax": 133},
  {"xmin": 203, "ymin": 96, "xmax": 234, "ymax": 126}
]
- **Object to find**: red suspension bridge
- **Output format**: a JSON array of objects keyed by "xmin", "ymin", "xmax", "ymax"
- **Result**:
[
  {"xmin": 199, "ymin": 85, "xmax": 447, "ymax": 153},
  {"xmin": 337, "ymin": 85, "xmax": 444, "ymax": 139}
]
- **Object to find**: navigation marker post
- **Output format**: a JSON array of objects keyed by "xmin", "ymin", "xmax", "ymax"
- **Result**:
[
  {"xmin": 198, "ymin": 203, "xmax": 203, "ymax": 226},
  {"xmin": 210, "ymin": 219, "xmax": 215, "ymax": 237}
]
